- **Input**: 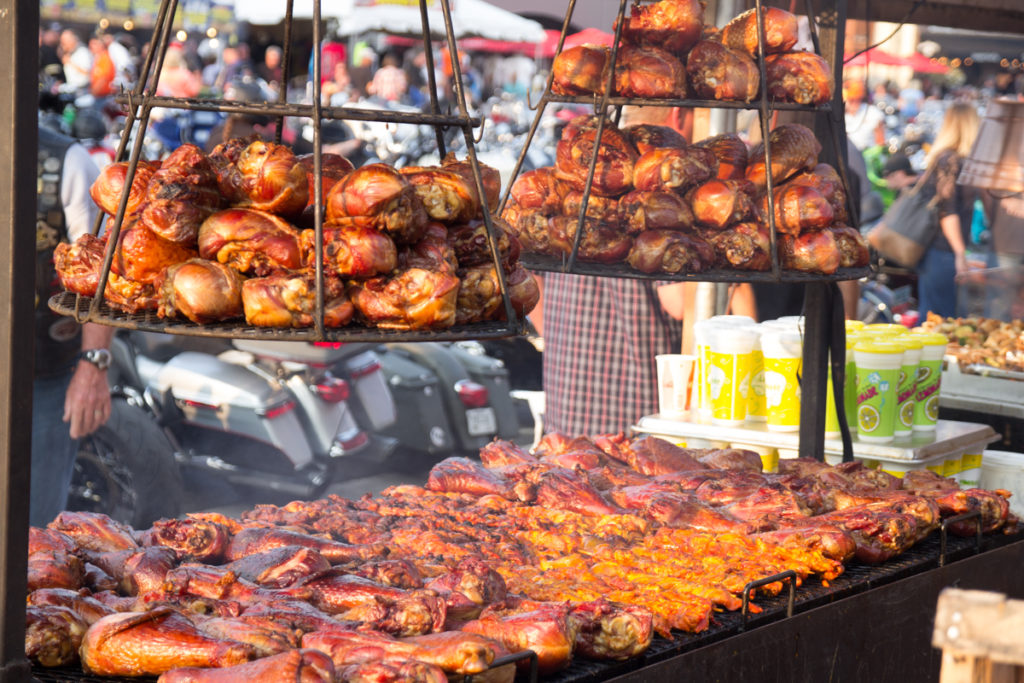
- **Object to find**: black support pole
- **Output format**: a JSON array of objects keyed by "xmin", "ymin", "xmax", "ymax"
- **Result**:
[
  {"xmin": 799, "ymin": 282, "xmax": 833, "ymax": 460},
  {"xmin": 0, "ymin": 0, "xmax": 39, "ymax": 679}
]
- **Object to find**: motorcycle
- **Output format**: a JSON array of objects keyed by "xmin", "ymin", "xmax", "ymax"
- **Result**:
[
  {"xmin": 375, "ymin": 341, "xmax": 523, "ymax": 457},
  {"xmin": 69, "ymin": 332, "xmax": 398, "ymax": 527}
]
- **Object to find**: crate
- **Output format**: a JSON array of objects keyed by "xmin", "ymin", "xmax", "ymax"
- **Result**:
[{"xmin": 933, "ymin": 588, "xmax": 1024, "ymax": 683}]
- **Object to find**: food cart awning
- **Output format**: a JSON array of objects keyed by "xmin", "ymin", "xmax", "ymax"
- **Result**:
[{"xmin": 235, "ymin": 0, "xmax": 546, "ymax": 43}]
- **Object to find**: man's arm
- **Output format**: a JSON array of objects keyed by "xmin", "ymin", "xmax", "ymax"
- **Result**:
[{"xmin": 64, "ymin": 323, "xmax": 114, "ymax": 439}]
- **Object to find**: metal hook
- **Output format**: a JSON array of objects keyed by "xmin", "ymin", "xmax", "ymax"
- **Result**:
[{"xmin": 472, "ymin": 120, "xmax": 485, "ymax": 145}]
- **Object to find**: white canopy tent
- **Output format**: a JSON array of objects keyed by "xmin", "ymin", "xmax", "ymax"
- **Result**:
[{"xmin": 234, "ymin": 0, "xmax": 546, "ymax": 43}]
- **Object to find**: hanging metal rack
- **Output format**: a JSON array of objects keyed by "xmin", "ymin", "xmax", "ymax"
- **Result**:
[{"xmin": 48, "ymin": 0, "xmax": 525, "ymax": 342}]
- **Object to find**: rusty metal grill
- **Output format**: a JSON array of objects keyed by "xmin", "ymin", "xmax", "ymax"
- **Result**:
[{"xmin": 30, "ymin": 529, "xmax": 1023, "ymax": 683}]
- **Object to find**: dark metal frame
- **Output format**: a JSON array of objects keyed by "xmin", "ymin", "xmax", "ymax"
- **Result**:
[{"xmin": 49, "ymin": 0, "xmax": 524, "ymax": 342}]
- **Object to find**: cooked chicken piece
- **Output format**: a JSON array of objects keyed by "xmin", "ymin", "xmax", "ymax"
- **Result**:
[
  {"xmin": 626, "ymin": 230, "xmax": 716, "ymax": 274},
  {"xmin": 686, "ymin": 40, "xmax": 760, "ymax": 102},
  {"xmin": 551, "ymin": 45, "xmax": 609, "ymax": 96},
  {"xmin": 766, "ymin": 51, "xmax": 835, "ymax": 106},
  {"xmin": 618, "ymin": 0, "xmax": 705, "ymax": 55},
  {"xmin": 157, "ymin": 259, "xmax": 244, "ymax": 323},
  {"xmin": 721, "ymin": 7, "xmax": 799, "ymax": 56},
  {"xmin": 613, "ymin": 44, "xmax": 688, "ymax": 98}
]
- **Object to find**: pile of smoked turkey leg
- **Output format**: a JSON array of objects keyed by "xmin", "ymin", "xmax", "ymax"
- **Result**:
[
  {"xmin": 504, "ymin": 0, "xmax": 868, "ymax": 276},
  {"xmin": 56, "ymin": 138, "xmax": 539, "ymax": 330},
  {"xmin": 26, "ymin": 433, "xmax": 1015, "ymax": 681}
]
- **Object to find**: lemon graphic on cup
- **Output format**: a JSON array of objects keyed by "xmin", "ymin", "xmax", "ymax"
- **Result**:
[
  {"xmin": 899, "ymin": 400, "xmax": 915, "ymax": 428},
  {"xmin": 858, "ymin": 404, "xmax": 881, "ymax": 433},
  {"xmin": 925, "ymin": 395, "xmax": 940, "ymax": 422}
]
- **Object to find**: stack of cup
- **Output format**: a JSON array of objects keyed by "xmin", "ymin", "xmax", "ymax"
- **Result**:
[
  {"xmin": 656, "ymin": 354, "xmax": 698, "ymax": 417},
  {"xmin": 911, "ymin": 332, "xmax": 948, "ymax": 432},
  {"xmin": 853, "ymin": 338, "xmax": 904, "ymax": 443},
  {"xmin": 694, "ymin": 316, "xmax": 755, "ymax": 421},
  {"xmin": 826, "ymin": 330, "xmax": 860, "ymax": 439},
  {"xmin": 759, "ymin": 325, "xmax": 803, "ymax": 433},
  {"xmin": 706, "ymin": 324, "xmax": 760, "ymax": 426}
]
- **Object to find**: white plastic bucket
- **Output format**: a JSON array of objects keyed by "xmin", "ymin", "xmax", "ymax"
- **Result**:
[{"xmin": 980, "ymin": 450, "xmax": 1024, "ymax": 517}]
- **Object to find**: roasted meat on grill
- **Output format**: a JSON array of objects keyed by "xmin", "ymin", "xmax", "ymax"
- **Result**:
[
  {"xmin": 626, "ymin": 230, "xmax": 716, "ymax": 274},
  {"xmin": 689, "ymin": 179, "xmax": 757, "ymax": 230},
  {"xmin": 157, "ymin": 648, "xmax": 336, "ymax": 683},
  {"xmin": 619, "ymin": 190, "xmax": 695, "ymax": 233},
  {"xmin": 301, "ymin": 628, "xmax": 500, "ymax": 676},
  {"xmin": 551, "ymin": 45, "xmax": 609, "ymax": 96},
  {"xmin": 25, "ymin": 605, "xmax": 89, "ymax": 667},
  {"xmin": 568, "ymin": 599, "xmax": 654, "ymax": 661},
  {"xmin": 348, "ymin": 267, "xmax": 460, "ymax": 330},
  {"xmin": 632, "ymin": 146, "xmax": 717, "ymax": 193},
  {"xmin": 830, "ymin": 225, "xmax": 871, "ymax": 267},
  {"xmin": 531, "ymin": 467, "xmax": 623, "ymax": 517},
  {"xmin": 111, "ymin": 220, "xmax": 197, "ymax": 284},
  {"xmin": 462, "ymin": 604, "xmax": 574, "ymax": 674},
  {"xmin": 721, "ymin": 6, "xmax": 799, "ymax": 56},
  {"xmin": 226, "ymin": 527, "xmax": 385, "ymax": 565},
  {"xmin": 760, "ymin": 184, "xmax": 835, "ymax": 235},
  {"xmin": 241, "ymin": 272, "xmax": 355, "ymax": 328},
  {"xmin": 54, "ymin": 234, "xmax": 107, "ymax": 298},
  {"xmin": 455, "ymin": 265, "xmax": 505, "ymax": 324},
  {"xmin": 197, "ymin": 208, "xmax": 303, "ymax": 276},
  {"xmin": 613, "ymin": 44, "xmax": 688, "ymax": 98},
  {"xmin": 213, "ymin": 140, "xmax": 309, "ymax": 217},
  {"xmin": 695, "ymin": 132, "xmax": 749, "ymax": 180},
  {"xmin": 48, "ymin": 511, "xmax": 138, "ymax": 554},
  {"xmin": 505, "ymin": 264, "xmax": 540, "ymax": 319},
  {"xmin": 508, "ymin": 167, "xmax": 568, "ymax": 214},
  {"xmin": 746, "ymin": 123, "xmax": 821, "ymax": 190},
  {"xmin": 446, "ymin": 217, "xmax": 519, "ymax": 270},
  {"xmin": 765, "ymin": 51, "xmax": 835, "ymax": 106},
  {"xmin": 141, "ymin": 144, "xmax": 222, "ymax": 245},
  {"xmin": 27, "ymin": 551, "xmax": 85, "ymax": 592},
  {"xmin": 562, "ymin": 190, "xmax": 623, "ymax": 224},
  {"xmin": 548, "ymin": 217, "xmax": 633, "ymax": 264},
  {"xmin": 785, "ymin": 163, "xmax": 848, "ymax": 221},
  {"xmin": 555, "ymin": 118, "xmax": 637, "ymax": 197},
  {"xmin": 27, "ymin": 588, "xmax": 116, "ymax": 626},
  {"xmin": 222, "ymin": 546, "xmax": 331, "ymax": 588},
  {"xmin": 427, "ymin": 457, "xmax": 520, "ymax": 501},
  {"xmin": 425, "ymin": 556, "xmax": 508, "ymax": 621},
  {"xmin": 300, "ymin": 218, "xmax": 397, "ymax": 279},
  {"xmin": 158, "ymin": 259, "xmax": 244, "ymax": 323},
  {"xmin": 80, "ymin": 608, "xmax": 256, "ymax": 677},
  {"xmin": 618, "ymin": 0, "xmax": 705, "ymax": 55},
  {"xmin": 326, "ymin": 163, "xmax": 428, "ymax": 245},
  {"xmin": 779, "ymin": 230, "xmax": 841, "ymax": 275},
  {"xmin": 401, "ymin": 221, "xmax": 459, "ymax": 273},
  {"xmin": 91, "ymin": 546, "xmax": 177, "ymax": 596},
  {"xmin": 624, "ymin": 124, "xmax": 688, "ymax": 154},
  {"xmin": 500, "ymin": 203, "xmax": 552, "ymax": 255},
  {"xmin": 295, "ymin": 152, "xmax": 354, "ymax": 226},
  {"xmin": 90, "ymin": 160, "xmax": 161, "ymax": 217},
  {"xmin": 139, "ymin": 518, "xmax": 232, "ymax": 565},
  {"xmin": 401, "ymin": 166, "xmax": 480, "ymax": 224},
  {"xmin": 440, "ymin": 154, "xmax": 502, "ymax": 214},
  {"xmin": 703, "ymin": 222, "xmax": 772, "ymax": 271},
  {"xmin": 686, "ymin": 40, "xmax": 760, "ymax": 102}
]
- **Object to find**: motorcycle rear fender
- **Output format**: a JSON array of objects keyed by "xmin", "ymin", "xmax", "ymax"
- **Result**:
[
  {"xmin": 146, "ymin": 351, "xmax": 314, "ymax": 468},
  {"xmin": 340, "ymin": 350, "xmax": 397, "ymax": 432},
  {"xmin": 281, "ymin": 373, "xmax": 361, "ymax": 457},
  {"xmin": 377, "ymin": 350, "xmax": 454, "ymax": 454}
]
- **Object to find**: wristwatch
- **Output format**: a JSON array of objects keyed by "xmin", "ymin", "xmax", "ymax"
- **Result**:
[{"xmin": 78, "ymin": 348, "xmax": 112, "ymax": 371}]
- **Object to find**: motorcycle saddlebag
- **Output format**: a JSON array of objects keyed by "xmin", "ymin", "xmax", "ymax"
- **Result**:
[
  {"xmin": 376, "ymin": 351, "xmax": 456, "ymax": 455},
  {"xmin": 450, "ymin": 345, "xmax": 520, "ymax": 441}
]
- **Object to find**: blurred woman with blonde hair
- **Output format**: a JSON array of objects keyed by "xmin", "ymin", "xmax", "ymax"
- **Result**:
[{"xmin": 915, "ymin": 101, "xmax": 981, "ymax": 317}]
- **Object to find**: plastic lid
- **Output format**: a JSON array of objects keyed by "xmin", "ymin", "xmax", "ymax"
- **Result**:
[
  {"xmin": 845, "ymin": 331, "xmax": 861, "ymax": 348},
  {"xmin": 982, "ymin": 450, "xmax": 1024, "ymax": 467},
  {"xmin": 891, "ymin": 335, "xmax": 923, "ymax": 350},
  {"xmin": 854, "ymin": 339, "xmax": 905, "ymax": 354},
  {"xmin": 910, "ymin": 332, "xmax": 950, "ymax": 347},
  {"xmin": 845, "ymin": 320, "xmax": 866, "ymax": 332},
  {"xmin": 863, "ymin": 323, "xmax": 909, "ymax": 334}
]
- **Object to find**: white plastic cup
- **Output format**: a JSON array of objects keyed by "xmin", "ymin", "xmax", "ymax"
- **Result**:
[
  {"xmin": 760, "ymin": 327, "xmax": 804, "ymax": 433},
  {"xmin": 706, "ymin": 325, "xmax": 760, "ymax": 426},
  {"xmin": 656, "ymin": 354, "xmax": 697, "ymax": 417}
]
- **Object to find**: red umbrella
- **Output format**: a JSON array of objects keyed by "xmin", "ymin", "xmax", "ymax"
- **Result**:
[
  {"xmin": 906, "ymin": 51, "xmax": 950, "ymax": 74},
  {"xmin": 844, "ymin": 47, "xmax": 909, "ymax": 67}
]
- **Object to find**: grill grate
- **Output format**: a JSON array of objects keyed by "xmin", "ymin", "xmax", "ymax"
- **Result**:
[{"xmin": 30, "ymin": 530, "xmax": 1022, "ymax": 683}]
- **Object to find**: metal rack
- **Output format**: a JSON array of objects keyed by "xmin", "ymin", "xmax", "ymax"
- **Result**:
[{"xmin": 48, "ymin": 0, "xmax": 526, "ymax": 342}]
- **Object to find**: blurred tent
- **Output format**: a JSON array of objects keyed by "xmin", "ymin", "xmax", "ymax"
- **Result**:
[
  {"xmin": 906, "ymin": 51, "xmax": 950, "ymax": 74},
  {"xmin": 843, "ymin": 47, "xmax": 910, "ymax": 68},
  {"xmin": 235, "ymin": 0, "xmax": 546, "ymax": 43}
]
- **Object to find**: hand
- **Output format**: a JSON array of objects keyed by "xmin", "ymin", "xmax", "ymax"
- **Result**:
[
  {"xmin": 954, "ymin": 251, "xmax": 969, "ymax": 276},
  {"xmin": 63, "ymin": 361, "xmax": 112, "ymax": 439}
]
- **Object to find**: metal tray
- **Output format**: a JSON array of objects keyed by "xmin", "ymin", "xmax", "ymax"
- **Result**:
[
  {"xmin": 941, "ymin": 358, "xmax": 1024, "ymax": 420},
  {"xmin": 633, "ymin": 414, "xmax": 1000, "ymax": 463}
]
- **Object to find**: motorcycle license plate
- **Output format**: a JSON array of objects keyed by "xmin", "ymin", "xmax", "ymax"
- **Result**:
[{"xmin": 466, "ymin": 407, "xmax": 497, "ymax": 436}]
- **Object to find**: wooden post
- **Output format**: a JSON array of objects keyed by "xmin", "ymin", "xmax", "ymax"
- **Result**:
[{"xmin": 933, "ymin": 588, "xmax": 1024, "ymax": 683}]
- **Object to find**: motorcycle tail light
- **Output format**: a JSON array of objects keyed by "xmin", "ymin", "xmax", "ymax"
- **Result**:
[
  {"xmin": 261, "ymin": 400, "xmax": 296, "ymax": 419},
  {"xmin": 314, "ymin": 376, "xmax": 350, "ymax": 403},
  {"xmin": 312, "ymin": 342, "xmax": 346, "ymax": 349},
  {"xmin": 348, "ymin": 358, "xmax": 382, "ymax": 379},
  {"xmin": 182, "ymin": 399, "xmax": 220, "ymax": 411},
  {"xmin": 339, "ymin": 430, "xmax": 369, "ymax": 451},
  {"xmin": 454, "ymin": 379, "xmax": 489, "ymax": 408}
]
